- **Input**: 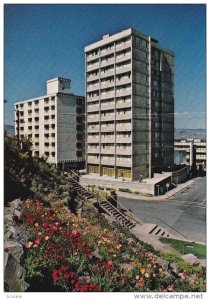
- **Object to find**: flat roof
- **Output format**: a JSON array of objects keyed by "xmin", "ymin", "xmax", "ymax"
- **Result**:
[
  {"xmin": 85, "ymin": 27, "xmax": 174, "ymax": 56},
  {"xmin": 47, "ymin": 77, "xmax": 71, "ymax": 83}
]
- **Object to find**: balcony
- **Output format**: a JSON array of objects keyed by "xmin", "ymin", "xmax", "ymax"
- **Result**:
[
  {"xmin": 100, "ymin": 58, "xmax": 115, "ymax": 68},
  {"xmin": 100, "ymin": 91, "xmax": 115, "ymax": 100},
  {"xmin": 100, "ymin": 69, "xmax": 115, "ymax": 79},
  {"xmin": 86, "ymin": 53, "xmax": 99, "ymax": 62},
  {"xmin": 116, "ymin": 159, "xmax": 132, "ymax": 168},
  {"xmin": 86, "ymin": 62, "xmax": 100, "ymax": 72},
  {"xmin": 88, "ymin": 156, "xmax": 100, "ymax": 164},
  {"xmin": 116, "ymin": 123, "xmax": 132, "ymax": 131},
  {"xmin": 101, "ymin": 136, "xmax": 115, "ymax": 143},
  {"xmin": 100, "ymin": 114, "xmax": 115, "ymax": 122},
  {"xmin": 116, "ymin": 65, "xmax": 131, "ymax": 75},
  {"xmin": 86, "ymin": 74, "xmax": 99, "ymax": 82},
  {"xmin": 101, "ymin": 124, "xmax": 115, "ymax": 132},
  {"xmin": 87, "ymin": 147, "xmax": 100, "ymax": 154},
  {"xmin": 116, "ymin": 77, "xmax": 131, "ymax": 86},
  {"xmin": 101, "ymin": 158, "xmax": 115, "ymax": 166},
  {"xmin": 87, "ymin": 84, "xmax": 100, "ymax": 92},
  {"xmin": 87, "ymin": 105, "xmax": 99, "ymax": 113},
  {"xmin": 116, "ymin": 148, "xmax": 132, "ymax": 155},
  {"xmin": 116, "ymin": 113, "xmax": 132, "ymax": 121},
  {"xmin": 101, "ymin": 148, "xmax": 115, "ymax": 155},
  {"xmin": 100, "ymin": 48, "xmax": 115, "ymax": 57},
  {"xmin": 101, "ymin": 102, "xmax": 115, "ymax": 110},
  {"xmin": 87, "ymin": 125, "xmax": 100, "ymax": 132},
  {"xmin": 116, "ymin": 52, "xmax": 131, "ymax": 64},
  {"xmin": 116, "ymin": 135, "xmax": 131, "ymax": 144},
  {"xmin": 100, "ymin": 81, "xmax": 115, "ymax": 89},
  {"xmin": 116, "ymin": 101, "xmax": 132, "ymax": 109},
  {"xmin": 87, "ymin": 136, "xmax": 100, "ymax": 143},
  {"xmin": 87, "ymin": 95, "xmax": 100, "ymax": 102},
  {"xmin": 87, "ymin": 114, "xmax": 100, "ymax": 122},
  {"xmin": 116, "ymin": 89, "xmax": 131, "ymax": 97},
  {"xmin": 116, "ymin": 40, "xmax": 131, "ymax": 52}
]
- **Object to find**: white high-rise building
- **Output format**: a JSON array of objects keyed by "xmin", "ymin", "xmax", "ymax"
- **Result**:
[
  {"xmin": 85, "ymin": 28, "xmax": 174, "ymax": 180},
  {"xmin": 14, "ymin": 77, "xmax": 85, "ymax": 165}
]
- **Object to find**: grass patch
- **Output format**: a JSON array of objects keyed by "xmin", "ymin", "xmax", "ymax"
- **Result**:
[{"xmin": 160, "ymin": 238, "xmax": 206, "ymax": 259}]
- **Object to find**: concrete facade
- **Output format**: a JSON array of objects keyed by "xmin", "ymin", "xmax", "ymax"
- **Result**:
[
  {"xmin": 174, "ymin": 138, "xmax": 206, "ymax": 168},
  {"xmin": 85, "ymin": 28, "xmax": 174, "ymax": 181},
  {"xmin": 14, "ymin": 77, "xmax": 85, "ymax": 164}
]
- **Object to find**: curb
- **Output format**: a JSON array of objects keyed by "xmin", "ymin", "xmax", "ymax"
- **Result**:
[{"xmin": 117, "ymin": 180, "xmax": 194, "ymax": 201}]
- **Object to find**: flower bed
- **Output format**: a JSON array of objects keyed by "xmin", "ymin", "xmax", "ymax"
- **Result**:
[{"xmin": 18, "ymin": 199, "xmax": 206, "ymax": 292}]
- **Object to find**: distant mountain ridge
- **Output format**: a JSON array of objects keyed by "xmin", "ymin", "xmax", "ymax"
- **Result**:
[{"xmin": 175, "ymin": 128, "xmax": 206, "ymax": 140}]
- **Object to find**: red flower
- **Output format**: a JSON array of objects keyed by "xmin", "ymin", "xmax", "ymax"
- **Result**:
[
  {"xmin": 52, "ymin": 269, "xmax": 61, "ymax": 283},
  {"xmin": 138, "ymin": 278, "xmax": 145, "ymax": 287},
  {"xmin": 60, "ymin": 265, "xmax": 68, "ymax": 272},
  {"xmin": 63, "ymin": 273, "xmax": 70, "ymax": 279},
  {"xmin": 34, "ymin": 239, "xmax": 40, "ymax": 245},
  {"xmin": 107, "ymin": 260, "xmax": 113, "ymax": 267}
]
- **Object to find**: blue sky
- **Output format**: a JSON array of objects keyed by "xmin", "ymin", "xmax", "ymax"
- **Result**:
[{"xmin": 4, "ymin": 4, "xmax": 206, "ymax": 129}]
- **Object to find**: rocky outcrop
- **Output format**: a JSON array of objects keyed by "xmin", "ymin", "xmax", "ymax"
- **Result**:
[
  {"xmin": 4, "ymin": 199, "xmax": 30, "ymax": 292},
  {"xmin": 4, "ymin": 241, "xmax": 29, "ymax": 292}
]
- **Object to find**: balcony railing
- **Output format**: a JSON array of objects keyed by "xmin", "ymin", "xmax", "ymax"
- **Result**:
[
  {"xmin": 116, "ymin": 159, "xmax": 132, "ymax": 167},
  {"xmin": 100, "ymin": 114, "xmax": 115, "ymax": 122},
  {"xmin": 100, "ymin": 136, "xmax": 115, "ymax": 143},
  {"xmin": 100, "ymin": 69, "xmax": 115, "ymax": 79},
  {"xmin": 116, "ymin": 123, "xmax": 132, "ymax": 131}
]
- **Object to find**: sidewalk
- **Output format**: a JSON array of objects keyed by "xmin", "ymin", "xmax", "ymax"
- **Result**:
[{"xmin": 117, "ymin": 179, "xmax": 194, "ymax": 201}]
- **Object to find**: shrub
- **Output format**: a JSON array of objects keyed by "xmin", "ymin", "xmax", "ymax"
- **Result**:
[{"xmin": 118, "ymin": 188, "xmax": 132, "ymax": 193}]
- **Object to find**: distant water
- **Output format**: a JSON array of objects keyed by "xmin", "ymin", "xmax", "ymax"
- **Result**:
[{"xmin": 175, "ymin": 129, "xmax": 206, "ymax": 140}]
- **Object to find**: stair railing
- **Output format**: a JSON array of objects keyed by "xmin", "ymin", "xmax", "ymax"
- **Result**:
[
  {"xmin": 156, "ymin": 217, "xmax": 188, "ymax": 240},
  {"xmin": 145, "ymin": 215, "xmax": 188, "ymax": 240},
  {"xmin": 67, "ymin": 172, "xmax": 143, "ymax": 227},
  {"xmin": 106, "ymin": 193, "xmax": 143, "ymax": 226}
]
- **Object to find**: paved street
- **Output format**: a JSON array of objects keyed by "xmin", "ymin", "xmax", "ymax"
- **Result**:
[{"xmin": 118, "ymin": 177, "xmax": 206, "ymax": 243}]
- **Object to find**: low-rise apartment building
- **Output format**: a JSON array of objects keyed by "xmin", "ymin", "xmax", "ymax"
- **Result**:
[
  {"xmin": 174, "ymin": 138, "xmax": 206, "ymax": 168},
  {"xmin": 14, "ymin": 77, "xmax": 85, "ymax": 165},
  {"xmin": 85, "ymin": 28, "xmax": 174, "ymax": 180}
]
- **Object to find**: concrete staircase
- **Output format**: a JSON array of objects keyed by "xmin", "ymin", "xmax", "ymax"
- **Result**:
[
  {"xmin": 100, "ymin": 201, "xmax": 136, "ymax": 229},
  {"xmin": 68, "ymin": 172, "xmax": 141, "ymax": 229},
  {"xmin": 148, "ymin": 224, "xmax": 170, "ymax": 238},
  {"xmin": 68, "ymin": 176, "xmax": 94, "ymax": 200},
  {"xmin": 135, "ymin": 223, "xmax": 171, "ymax": 238}
]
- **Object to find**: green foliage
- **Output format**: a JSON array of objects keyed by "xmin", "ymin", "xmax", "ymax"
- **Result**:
[{"xmin": 4, "ymin": 135, "xmax": 73, "ymax": 205}]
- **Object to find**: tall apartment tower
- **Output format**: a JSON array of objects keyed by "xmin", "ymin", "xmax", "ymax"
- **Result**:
[
  {"xmin": 85, "ymin": 28, "xmax": 174, "ymax": 180},
  {"xmin": 15, "ymin": 77, "xmax": 85, "ymax": 166}
]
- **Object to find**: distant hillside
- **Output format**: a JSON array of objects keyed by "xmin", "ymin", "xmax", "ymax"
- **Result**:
[
  {"xmin": 175, "ymin": 129, "xmax": 206, "ymax": 140},
  {"xmin": 4, "ymin": 125, "xmax": 15, "ymax": 137}
]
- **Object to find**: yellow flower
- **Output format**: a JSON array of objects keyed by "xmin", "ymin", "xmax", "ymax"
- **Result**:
[
  {"xmin": 34, "ymin": 223, "xmax": 39, "ymax": 227},
  {"xmin": 140, "ymin": 267, "xmax": 146, "ymax": 275},
  {"xmin": 45, "ymin": 236, "xmax": 49, "ymax": 241},
  {"xmin": 26, "ymin": 241, "xmax": 33, "ymax": 248},
  {"xmin": 115, "ymin": 244, "xmax": 122, "ymax": 250}
]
